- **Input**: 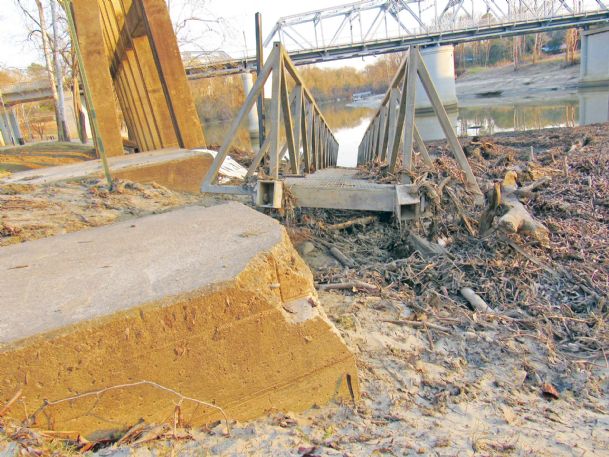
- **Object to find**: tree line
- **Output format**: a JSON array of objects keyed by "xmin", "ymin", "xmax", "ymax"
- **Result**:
[{"xmin": 191, "ymin": 29, "xmax": 579, "ymax": 124}]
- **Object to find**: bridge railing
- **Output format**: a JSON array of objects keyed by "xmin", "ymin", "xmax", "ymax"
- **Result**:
[
  {"xmin": 201, "ymin": 42, "xmax": 339, "ymax": 197},
  {"xmin": 186, "ymin": 2, "xmax": 608, "ymax": 78},
  {"xmin": 357, "ymin": 45, "xmax": 482, "ymax": 195},
  {"xmin": 264, "ymin": 0, "xmax": 607, "ymax": 54}
]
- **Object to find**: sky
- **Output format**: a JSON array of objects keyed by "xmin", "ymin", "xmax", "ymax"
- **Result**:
[{"xmin": 0, "ymin": 0, "xmax": 377, "ymax": 72}]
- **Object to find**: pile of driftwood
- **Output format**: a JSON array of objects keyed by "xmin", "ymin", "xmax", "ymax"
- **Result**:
[{"xmin": 289, "ymin": 124, "xmax": 608, "ymax": 365}]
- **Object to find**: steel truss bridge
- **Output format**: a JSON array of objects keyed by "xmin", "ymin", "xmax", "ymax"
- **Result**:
[{"xmin": 185, "ymin": 0, "xmax": 609, "ymax": 79}]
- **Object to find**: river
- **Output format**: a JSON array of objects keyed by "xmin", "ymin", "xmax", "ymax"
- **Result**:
[{"xmin": 200, "ymin": 86, "xmax": 609, "ymax": 168}]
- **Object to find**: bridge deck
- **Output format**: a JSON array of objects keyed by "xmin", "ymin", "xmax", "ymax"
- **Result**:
[{"xmin": 284, "ymin": 167, "xmax": 419, "ymax": 213}]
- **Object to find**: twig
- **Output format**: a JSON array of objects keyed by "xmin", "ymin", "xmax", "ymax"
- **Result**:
[
  {"xmin": 501, "ymin": 236, "xmax": 559, "ymax": 278},
  {"xmin": 317, "ymin": 281, "xmax": 379, "ymax": 292},
  {"xmin": 460, "ymin": 287, "xmax": 496, "ymax": 313},
  {"xmin": 0, "ymin": 389, "xmax": 22, "ymax": 417},
  {"xmin": 383, "ymin": 320, "xmax": 451, "ymax": 333},
  {"xmin": 26, "ymin": 380, "xmax": 231, "ymax": 436},
  {"xmin": 324, "ymin": 216, "xmax": 377, "ymax": 232}
]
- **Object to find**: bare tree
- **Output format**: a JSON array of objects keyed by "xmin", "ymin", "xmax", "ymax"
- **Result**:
[
  {"xmin": 14, "ymin": 0, "xmax": 70, "ymax": 142},
  {"xmin": 167, "ymin": 0, "xmax": 237, "ymax": 63},
  {"xmin": 49, "ymin": 0, "xmax": 69, "ymax": 141},
  {"xmin": 565, "ymin": 28, "xmax": 579, "ymax": 66}
]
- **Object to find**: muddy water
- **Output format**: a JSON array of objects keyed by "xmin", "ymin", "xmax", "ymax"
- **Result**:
[{"xmin": 199, "ymin": 87, "xmax": 609, "ymax": 168}]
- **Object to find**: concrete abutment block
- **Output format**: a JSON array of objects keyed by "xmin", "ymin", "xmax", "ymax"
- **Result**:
[{"xmin": 0, "ymin": 203, "xmax": 359, "ymax": 437}]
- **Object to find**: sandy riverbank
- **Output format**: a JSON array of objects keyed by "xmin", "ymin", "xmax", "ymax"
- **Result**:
[{"xmin": 456, "ymin": 57, "xmax": 582, "ymax": 107}]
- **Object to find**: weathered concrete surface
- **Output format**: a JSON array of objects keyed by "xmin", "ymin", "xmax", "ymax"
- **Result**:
[
  {"xmin": 0, "ymin": 203, "xmax": 359, "ymax": 436},
  {"xmin": 111, "ymin": 154, "xmax": 213, "ymax": 193},
  {"xmin": 1, "ymin": 149, "xmax": 213, "ymax": 194}
]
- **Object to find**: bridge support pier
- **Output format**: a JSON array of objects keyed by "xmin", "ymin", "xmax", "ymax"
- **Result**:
[
  {"xmin": 578, "ymin": 88, "xmax": 609, "ymax": 125},
  {"xmin": 0, "ymin": 107, "xmax": 23, "ymax": 146},
  {"xmin": 241, "ymin": 72, "xmax": 261, "ymax": 151},
  {"xmin": 415, "ymin": 45, "xmax": 458, "ymax": 112},
  {"xmin": 414, "ymin": 45, "xmax": 459, "ymax": 141},
  {"xmin": 579, "ymin": 25, "xmax": 609, "ymax": 88},
  {"xmin": 8, "ymin": 107, "xmax": 24, "ymax": 145}
]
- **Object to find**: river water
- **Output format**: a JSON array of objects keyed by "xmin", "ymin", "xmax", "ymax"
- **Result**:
[{"xmin": 201, "ymin": 86, "xmax": 609, "ymax": 168}]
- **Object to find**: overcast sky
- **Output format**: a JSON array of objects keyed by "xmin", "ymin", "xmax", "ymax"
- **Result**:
[{"xmin": 0, "ymin": 0, "xmax": 374, "ymax": 71}]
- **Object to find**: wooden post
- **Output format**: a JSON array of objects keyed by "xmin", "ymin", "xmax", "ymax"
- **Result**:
[
  {"xmin": 140, "ymin": 0, "xmax": 206, "ymax": 149},
  {"xmin": 415, "ymin": 48, "xmax": 482, "ymax": 195},
  {"xmin": 292, "ymin": 85, "xmax": 303, "ymax": 172},
  {"xmin": 402, "ymin": 46, "xmax": 418, "ymax": 177},
  {"xmin": 382, "ymin": 89, "xmax": 398, "ymax": 162},
  {"xmin": 280, "ymin": 68, "xmax": 298, "ymax": 174},
  {"xmin": 255, "ymin": 12, "xmax": 265, "ymax": 145},
  {"xmin": 388, "ymin": 54, "xmax": 410, "ymax": 172},
  {"xmin": 71, "ymin": 0, "xmax": 124, "ymax": 157},
  {"xmin": 376, "ymin": 106, "xmax": 387, "ymax": 161},
  {"xmin": 301, "ymin": 96, "xmax": 311, "ymax": 173},
  {"xmin": 413, "ymin": 124, "xmax": 434, "ymax": 167},
  {"xmin": 269, "ymin": 50, "xmax": 282, "ymax": 180},
  {"xmin": 202, "ymin": 45, "xmax": 278, "ymax": 189}
]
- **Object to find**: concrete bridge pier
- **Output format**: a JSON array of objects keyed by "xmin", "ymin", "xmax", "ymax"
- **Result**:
[
  {"xmin": 0, "ymin": 110, "xmax": 11, "ymax": 146},
  {"xmin": 415, "ymin": 45, "xmax": 458, "ymax": 111},
  {"xmin": 579, "ymin": 25, "xmax": 609, "ymax": 87},
  {"xmin": 578, "ymin": 87, "xmax": 609, "ymax": 125},
  {"xmin": 414, "ymin": 45, "xmax": 459, "ymax": 141},
  {"xmin": 241, "ymin": 72, "xmax": 261, "ymax": 151},
  {"xmin": 0, "ymin": 107, "xmax": 23, "ymax": 146}
]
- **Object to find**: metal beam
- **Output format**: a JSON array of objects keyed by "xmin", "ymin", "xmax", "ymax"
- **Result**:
[{"xmin": 187, "ymin": 9, "xmax": 609, "ymax": 79}]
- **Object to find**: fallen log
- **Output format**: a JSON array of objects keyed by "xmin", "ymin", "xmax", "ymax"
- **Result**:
[
  {"xmin": 479, "ymin": 172, "xmax": 550, "ymax": 245},
  {"xmin": 329, "ymin": 246, "xmax": 357, "ymax": 267},
  {"xmin": 498, "ymin": 192, "xmax": 549, "ymax": 245},
  {"xmin": 317, "ymin": 239, "xmax": 357, "ymax": 267},
  {"xmin": 383, "ymin": 320, "xmax": 451, "ymax": 333},
  {"xmin": 460, "ymin": 287, "xmax": 495, "ymax": 313},
  {"xmin": 514, "ymin": 176, "xmax": 551, "ymax": 199},
  {"xmin": 408, "ymin": 233, "xmax": 448, "ymax": 259},
  {"xmin": 0, "ymin": 389, "xmax": 22, "ymax": 417}
]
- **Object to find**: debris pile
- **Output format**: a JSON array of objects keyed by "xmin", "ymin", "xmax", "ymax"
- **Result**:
[{"xmin": 295, "ymin": 125, "xmax": 608, "ymax": 363}]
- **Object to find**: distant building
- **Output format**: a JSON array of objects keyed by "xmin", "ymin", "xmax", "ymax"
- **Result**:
[
  {"xmin": 542, "ymin": 43, "xmax": 567, "ymax": 54},
  {"xmin": 352, "ymin": 91, "xmax": 372, "ymax": 102}
]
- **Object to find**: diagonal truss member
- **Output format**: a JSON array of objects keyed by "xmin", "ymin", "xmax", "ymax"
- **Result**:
[
  {"xmin": 265, "ymin": 0, "xmax": 427, "ymax": 51},
  {"xmin": 358, "ymin": 45, "xmax": 482, "ymax": 195},
  {"xmin": 201, "ymin": 43, "xmax": 339, "ymax": 204}
]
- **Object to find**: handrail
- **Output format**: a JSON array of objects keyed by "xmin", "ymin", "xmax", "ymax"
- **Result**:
[
  {"xmin": 357, "ymin": 45, "xmax": 482, "ymax": 195},
  {"xmin": 201, "ymin": 42, "xmax": 339, "ymax": 195}
]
